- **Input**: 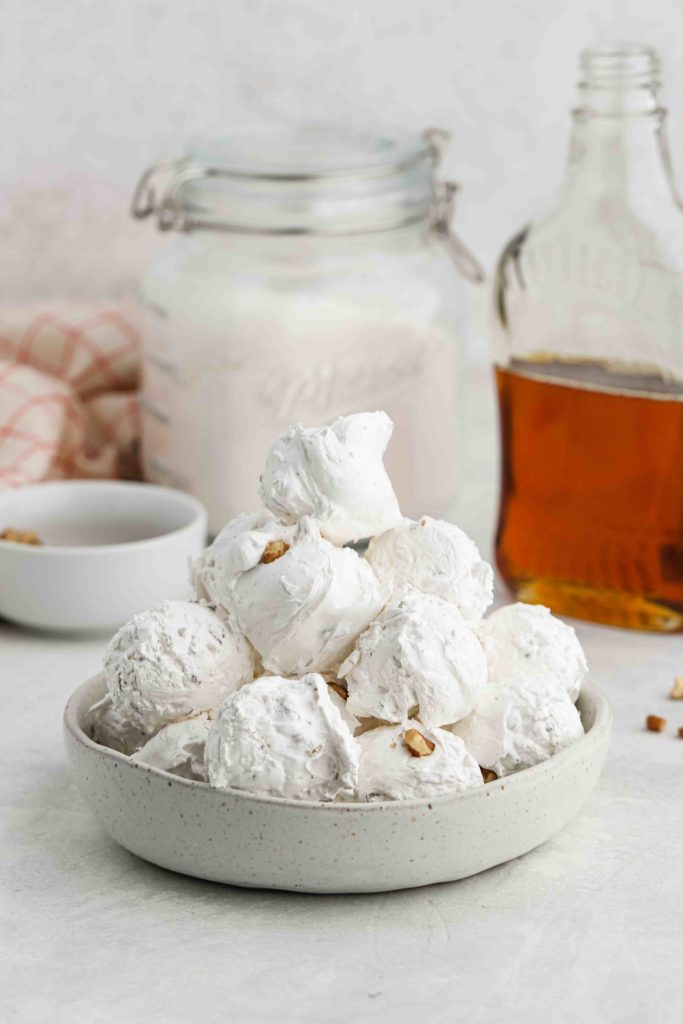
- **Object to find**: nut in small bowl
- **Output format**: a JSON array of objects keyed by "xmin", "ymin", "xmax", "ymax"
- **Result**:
[
  {"xmin": 0, "ymin": 481, "xmax": 207, "ymax": 632},
  {"xmin": 0, "ymin": 527, "xmax": 43, "ymax": 546}
]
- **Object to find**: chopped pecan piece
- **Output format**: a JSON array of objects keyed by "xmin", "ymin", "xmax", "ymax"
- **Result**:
[
  {"xmin": 403, "ymin": 728, "xmax": 436, "ymax": 757},
  {"xmin": 327, "ymin": 680, "xmax": 349, "ymax": 702},
  {"xmin": 260, "ymin": 539, "xmax": 290, "ymax": 564},
  {"xmin": 670, "ymin": 677, "xmax": 683, "ymax": 700}
]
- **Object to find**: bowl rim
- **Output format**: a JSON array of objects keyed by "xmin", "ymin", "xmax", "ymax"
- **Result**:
[
  {"xmin": 0, "ymin": 480, "xmax": 207, "ymax": 556},
  {"xmin": 64, "ymin": 674, "xmax": 612, "ymax": 813}
]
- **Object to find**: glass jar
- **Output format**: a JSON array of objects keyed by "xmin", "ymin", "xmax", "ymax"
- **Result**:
[
  {"xmin": 494, "ymin": 45, "xmax": 683, "ymax": 631},
  {"xmin": 132, "ymin": 123, "xmax": 483, "ymax": 534}
]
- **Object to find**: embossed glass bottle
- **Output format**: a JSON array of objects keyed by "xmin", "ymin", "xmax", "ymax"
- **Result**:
[
  {"xmin": 132, "ymin": 124, "xmax": 483, "ymax": 533},
  {"xmin": 494, "ymin": 45, "xmax": 683, "ymax": 631}
]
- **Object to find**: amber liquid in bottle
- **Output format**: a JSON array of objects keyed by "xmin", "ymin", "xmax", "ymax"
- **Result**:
[{"xmin": 495, "ymin": 360, "xmax": 683, "ymax": 631}]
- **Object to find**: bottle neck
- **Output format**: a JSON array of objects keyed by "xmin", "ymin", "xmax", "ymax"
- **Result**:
[{"xmin": 561, "ymin": 45, "xmax": 678, "ymax": 206}]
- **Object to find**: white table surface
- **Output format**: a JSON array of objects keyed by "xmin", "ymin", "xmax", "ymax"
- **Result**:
[{"xmin": 2, "ymin": 371, "xmax": 682, "ymax": 1024}]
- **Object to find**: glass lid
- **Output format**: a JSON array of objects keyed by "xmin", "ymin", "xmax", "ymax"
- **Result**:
[
  {"xmin": 133, "ymin": 122, "xmax": 439, "ymax": 235},
  {"xmin": 187, "ymin": 122, "xmax": 436, "ymax": 180}
]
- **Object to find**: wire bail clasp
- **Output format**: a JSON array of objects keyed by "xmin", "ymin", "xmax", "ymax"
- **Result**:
[
  {"xmin": 432, "ymin": 180, "xmax": 486, "ymax": 284},
  {"xmin": 131, "ymin": 159, "xmax": 203, "ymax": 232},
  {"xmin": 423, "ymin": 127, "xmax": 486, "ymax": 284}
]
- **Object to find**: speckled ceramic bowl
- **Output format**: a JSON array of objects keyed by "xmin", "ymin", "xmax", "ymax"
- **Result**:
[
  {"xmin": 0, "ymin": 481, "xmax": 206, "ymax": 631},
  {"xmin": 64, "ymin": 675, "xmax": 611, "ymax": 894}
]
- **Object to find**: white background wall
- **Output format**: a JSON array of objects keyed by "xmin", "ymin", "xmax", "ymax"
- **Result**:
[{"xmin": 2, "ymin": 0, "xmax": 682, "ymax": 342}]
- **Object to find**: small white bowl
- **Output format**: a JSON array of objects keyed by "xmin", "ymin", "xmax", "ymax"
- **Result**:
[
  {"xmin": 0, "ymin": 481, "xmax": 207, "ymax": 632},
  {"xmin": 64, "ymin": 675, "xmax": 611, "ymax": 894}
]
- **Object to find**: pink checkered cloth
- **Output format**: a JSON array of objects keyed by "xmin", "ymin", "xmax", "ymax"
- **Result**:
[{"xmin": 0, "ymin": 305, "xmax": 142, "ymax": 489}]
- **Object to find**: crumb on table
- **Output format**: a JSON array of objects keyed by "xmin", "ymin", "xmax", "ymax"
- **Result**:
[{"xmin": 670, "ymin": 676, "xmax": 683, "ymax": 700}]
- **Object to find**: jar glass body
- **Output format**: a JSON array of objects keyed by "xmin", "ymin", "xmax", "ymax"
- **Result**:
[
  {"xmin": 140, "ymin": 223, "xmax": 466, "ymax": 534},
  {"xmin": 494, "ymin": 47, "xmax": 683, "ymax": 631}
]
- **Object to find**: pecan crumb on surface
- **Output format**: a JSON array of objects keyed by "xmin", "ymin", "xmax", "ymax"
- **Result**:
[
  {"xmin": 678, "ymin": 727, "xmax": 683, "ymax": 739},
  {"xmin": 646, "ymin": 714, "xmax": 667, "ymax": 733},
  {"xmin": 0, "ymin": 527, "xmax": 42, "ymax": 546},
  {"xmin": 403, "ymin": 728, "xmax": 436, "ymax": 758},
  {"xmin": 481, "ymin": 768, "xmax": 498, "ymax": 784},
  {"xmin": 260, "ymin": 539, "xmax": 290, "ymax": 564},
  {"xmin": 327, "ymin": 680, "xmax": 349, "ymax": 702},
  {"xmin": 670, "ymin": 677, "xmax": 683, "ymax": 700}
]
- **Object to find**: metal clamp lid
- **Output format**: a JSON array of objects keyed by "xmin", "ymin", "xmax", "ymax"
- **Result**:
[{"xmin": 131, "ymin": 128, "xmax": 485, "ymax": 283}]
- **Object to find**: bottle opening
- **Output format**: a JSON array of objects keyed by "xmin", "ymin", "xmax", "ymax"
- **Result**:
[
  {"xmin": 577, "ymin": 44, "xmax": 662, "ymax": 116},
  {"xmin": 579, "ymin": 43, "xmax": 660, "ymax": 89}
]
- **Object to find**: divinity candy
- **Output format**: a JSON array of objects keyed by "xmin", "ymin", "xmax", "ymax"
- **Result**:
[
  {"xmin": 366, "ymin": 515, "xmax": 493, "ymax": 624},
  {"xmin": 259, "ymin": 411, "xmax": 402, "ymax": 545},
  {"xmin": 206, "ymin": 674, "xmax": 358, "ymax": 801},
  {"xmin": 89, "ymin": 409, "xmax": 587, "ymax": 804},
  {"xmin": 340, "ymin": 590, "xmax": 487, "ymax": 727},
  {"xmin": 195, "ymin": 514, "xmax": 383, "ymax": 677},
  {"xmin": 357, "ymin": 721, "xmax": 482, "ymax": 801},
  {"xmin": 104, "ymin": 600, "xmax": 255, "ymax": 734}
]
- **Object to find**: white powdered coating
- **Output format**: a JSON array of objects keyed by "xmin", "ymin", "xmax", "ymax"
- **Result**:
[
  {"xmin": 451, "ymin": 677, "xmax": 584, "ymax": 777},
  {"xmin": 131, "ymin": 714, "xmax": 212, "ymax": 781},
  {"xmin": 196, "ymin": 515, "xmax": 384, "ymax": 676},
  {"xmin": 366, "ymin": 516, "xmax": 493, "ymax": 623},
  {"xmin": 259, "ymin": 411, "xmax": 402, "ymax": 545},
  {"xmin": 477, "ymin": 603, "xmax": 588, "ymax": 702},
  {"xmin": 104, "ymin": 600, "xmax": 256, "ymax": 734},
  {"xmin": 206, "ymin": 674, "xmax": 359, "ymax": 801},
  {"xmin": 340, "ymin": 590, "xmax": 487, "ymax": 727},
  {"xmin": 86, "ymin": 692, "xmax": 147, "ymax": 755},
  {"xmin": 357, "ymin": 722, "xmax": 483, "ymax": 801}
]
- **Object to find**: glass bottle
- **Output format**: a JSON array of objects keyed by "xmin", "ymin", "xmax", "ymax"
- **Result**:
[{"xmin": 494, "ymin": 45, "xmax": 683, "ymax": 632}]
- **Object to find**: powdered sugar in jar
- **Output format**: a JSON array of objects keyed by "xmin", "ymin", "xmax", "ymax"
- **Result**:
[{"xmin": 132, "ymin": 124, "xmax": 482, "ymax": 534}]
